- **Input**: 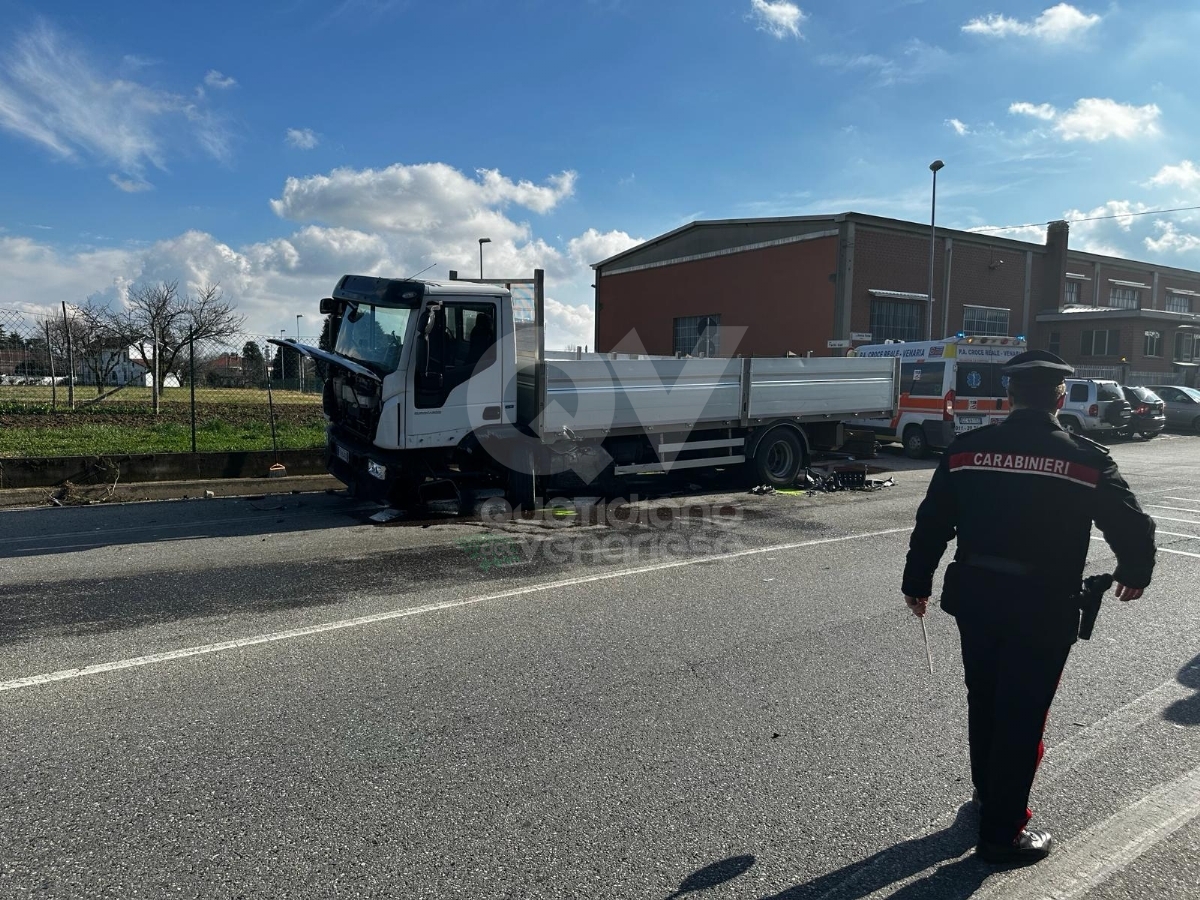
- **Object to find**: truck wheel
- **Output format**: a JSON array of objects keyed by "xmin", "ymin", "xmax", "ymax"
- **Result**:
[
  {"xmin": 753, "ymin": 429, "xmax": 804, "ymax": 487},
  {"xmin": 902, "ymin": 425, "xmax": 929, "ymax": 459},
  {"xmin": 1058, "ymin": 416, "xmax": 1082, "ymax": 435}
]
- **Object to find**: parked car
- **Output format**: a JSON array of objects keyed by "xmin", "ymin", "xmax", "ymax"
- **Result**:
[
  {"xmin": 1119, "ymin": 385, "xmax": 1167, "ymax": 439},
  {"xmin": 1143, "ymin": 385, "xmax": 1200, "ymax": 433},
  {"xmin": 1058, "ymin": 378, "xmax": 1132, "ymax": 436}
]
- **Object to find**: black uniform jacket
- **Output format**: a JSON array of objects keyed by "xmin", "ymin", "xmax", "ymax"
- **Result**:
[{"xmin": 902, "ymin": 409, "xmax": 1157, "ymax": 616}]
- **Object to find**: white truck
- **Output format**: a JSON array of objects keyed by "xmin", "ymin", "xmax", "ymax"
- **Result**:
[{"xmin": 273, "ymin": 271, "xmax": 900, "ymax": 509}]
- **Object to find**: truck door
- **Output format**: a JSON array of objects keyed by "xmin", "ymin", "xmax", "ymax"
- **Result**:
[{"xmin": 407, "ymin": 299, "xmax": 504, "ymax": 447}]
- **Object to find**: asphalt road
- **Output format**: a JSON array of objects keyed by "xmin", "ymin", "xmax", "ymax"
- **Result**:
[{"xmin": 1, "ymin": 436, "xmax": 1197, "ymax": 899}]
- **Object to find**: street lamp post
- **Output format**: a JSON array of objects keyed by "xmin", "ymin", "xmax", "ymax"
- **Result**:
[
  {"xmin": 296, "ymin": 314, "xmax": 304, "ymax": 393},
  {"xmin": 478, "ymin": 237, "xmax": 491, "ymax": 280},
  {"xmin": 927, "ymin": 160, "xmax": 945, "ymax": 342}
]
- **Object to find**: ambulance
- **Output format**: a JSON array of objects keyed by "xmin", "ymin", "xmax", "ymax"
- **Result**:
[{"xmin": 848, "ymin": 335, "xmax": 1028, "ymax": 457}]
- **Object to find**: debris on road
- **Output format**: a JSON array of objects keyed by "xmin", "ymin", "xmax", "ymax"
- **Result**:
[{"xmin": 749, "ymin": 466, "xmax": 897, "ymax": 497}]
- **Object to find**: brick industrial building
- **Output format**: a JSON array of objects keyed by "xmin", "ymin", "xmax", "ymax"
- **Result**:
[{"xmin": 591, "ymin": 213, "xmax": 1200, "ymax": 386}]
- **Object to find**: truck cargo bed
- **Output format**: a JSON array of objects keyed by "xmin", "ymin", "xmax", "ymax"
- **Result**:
[{"xmin": 531, "ymin": 356, "xmax": 898, "ymax": 440}]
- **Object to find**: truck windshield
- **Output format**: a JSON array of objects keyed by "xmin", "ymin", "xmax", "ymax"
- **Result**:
[{"xmin": 334, "ymin": 304, "xmax": 413, "ymax": 374}]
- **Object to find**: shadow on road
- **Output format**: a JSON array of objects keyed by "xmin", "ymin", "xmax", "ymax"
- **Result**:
[
  {"xmin": 1165, "ymin": 652, "xmax": 1200, "ymax": 726},
  {"xmin": 662, "ymin": 855, "xmax": 756, "ymax": 899},
  {"xmin": 0, "ymin": 493, "xmax": 384, "ymax": 560},
  {"xmin": 759, "ymin": 802, "xmax": 994, "ymax": 900}
]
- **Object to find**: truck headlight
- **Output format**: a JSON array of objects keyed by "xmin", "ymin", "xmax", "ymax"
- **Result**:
[{"xmin": 367, "ymin": 460, "xmax": 387, "ymax": 480}]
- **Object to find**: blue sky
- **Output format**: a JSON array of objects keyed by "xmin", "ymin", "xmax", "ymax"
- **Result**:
[{"xmin": 1, "ymin": 0, "xmax": 1199, "ymax": 348}]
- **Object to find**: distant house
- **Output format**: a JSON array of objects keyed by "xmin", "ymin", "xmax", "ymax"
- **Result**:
[
  {"xmin": 204, "ymin": 353, "xmax": 246, "ymax": 387},
  {"xmin": 74, "ymin": 347, "xmax": 147, "ymax": 386}
]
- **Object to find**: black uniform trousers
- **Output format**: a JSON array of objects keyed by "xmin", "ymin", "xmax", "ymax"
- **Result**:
[{"xmin": 949, "ymin": 567, "xmax": 1078, "ymax": 845}]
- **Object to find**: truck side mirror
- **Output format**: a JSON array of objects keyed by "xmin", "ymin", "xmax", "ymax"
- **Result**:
[
  {"xmin": 421, "ymin": 302, "xmax": 443, "ymax": 336},
  {"xmin": 319, "ymin": 297, "xmax": 338, "ymax": 315}
]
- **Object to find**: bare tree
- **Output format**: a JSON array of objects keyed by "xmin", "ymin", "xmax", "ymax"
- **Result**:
[
  {"xmin": 118, "ymin": 282, "xmax": 245, "ymax": 412},
  {"xmin": 69, "ymin": 299, "xmax": 138, "ymax": 394}
]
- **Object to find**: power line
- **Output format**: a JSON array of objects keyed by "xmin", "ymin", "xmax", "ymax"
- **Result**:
[{"xmin": 974, "ymin": 203, "xmax": 1200, "ymax": 234}]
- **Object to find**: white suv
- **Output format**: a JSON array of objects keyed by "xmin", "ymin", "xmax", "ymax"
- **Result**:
[{"xmin": 1058, "ymin": 379, "xmax": 1132, "ymax": 436}]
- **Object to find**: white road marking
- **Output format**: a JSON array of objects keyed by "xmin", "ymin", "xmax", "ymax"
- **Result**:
[
  {"xmin": 1151, "ymin": 514, "xmax": 1200, "ymax": 525},
  {"xmin": 1039, "ymin": 681, "xmax": 1194, "ymax": 782},
  {"xmin": 1147, "ymin": 504, "xmax": 1200, "ymax": 514},
  {"xmin": 1156, "ymin": 530, "xmax": 1200, "ymax": 541},
  {"xmin": 1160, "ymin": 547, "xmax": 1200, "ymax": 560},
  {"xmin": 814, "ymin": 677, "xmax": 1195, "ymax": 900},
  {"xmin": 971, "ymin": 764, "xmax": 1200, "ymax": 900},
  {"xmin": 1163, "ymin": 497, "xmax": 1200, "ymax": 504},
  {"xmin": 0, "ymin": 526, "xmax": 911, "ymax": 694}
]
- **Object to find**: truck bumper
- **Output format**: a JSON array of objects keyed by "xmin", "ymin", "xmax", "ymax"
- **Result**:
[{"xmin": 325, "ymin": 428, "xmax": 397, "ymax": 504}]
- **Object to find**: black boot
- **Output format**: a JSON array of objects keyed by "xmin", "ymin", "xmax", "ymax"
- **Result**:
[{"xmin": 977, "ymin": 828, "xmax": 1054, "ymax": 864}]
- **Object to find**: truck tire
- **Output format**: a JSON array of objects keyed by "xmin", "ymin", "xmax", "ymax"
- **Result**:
[
  {"xmin": 902, "ymin": 425, "xmax": 929, "ymax": 459},
  {"xmin": 753, "ymin": 428, "xmax": 804, "ymax": 487}
]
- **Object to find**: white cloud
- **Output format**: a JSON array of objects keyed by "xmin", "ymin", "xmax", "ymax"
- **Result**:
[
  {"xmin": 748, "ymin": 1, "xmax": 807, "ymax": 40},
  {"xmin": 109, "ymin": 174, "xmax": 153, "ymax": 193},
  {"xmin": 1147, "ymin": 160, "xmax": 1200, "ymax": 192},
  {"xmin": 963, "ymin": 4, "xmax": 1101, "ymax": 43},
  {"xmin": 1009, "ymin": 98, "xmax": 1161, "ymax": 141},
  {"xmin": 1057, "ymin": 98, "xmax": 1160, "ymax": 141},
  {"xmin": 1145, "ymin": 220, "xmax": 1200, "ymax": 254},
  {"xmin": 567, "ymin": 228, "xmax": 642, "ymax": 267},
  {"xmin": 946, "ymin": 118, "xmax": 969, "ymax": 136},
  {"xmin": 0, "ymin": 162, "xmax": 612, "ymax": 350},
  {"xmin": 203, "ymin": 70, "xmax": 236, "ymax": 89},
  {"xmin": 1009, "ymin": 101, "xmax": 1058, "ymax": 121},
  {"xmin": 0, "ymin": 22, "xmax": 233, "ymax": 183},
  {"xmin": 285, "ymin": 127, "xmax": 319, "ymax": 150},
  {"xmin": 270, "ymin": 163, "xmax": 577, "ymax": 236}
]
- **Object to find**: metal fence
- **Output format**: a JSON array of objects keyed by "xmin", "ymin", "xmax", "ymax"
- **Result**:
[
  {"xmin": 1126, "ymin": 371, "xmax": 1182, "ymax": 387},
  {"xmin": 1, "ymin": 307, "xmax": 325, "ymax": 458},
  {"xmin": 1070, "ymin": 363, "xmax": 1183, "ymax": 387}
]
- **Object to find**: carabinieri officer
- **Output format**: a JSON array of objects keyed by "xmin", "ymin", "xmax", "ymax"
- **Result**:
[{"xmin": 901, "ymin": 349, "xmax": 1156, "ymax": 865}]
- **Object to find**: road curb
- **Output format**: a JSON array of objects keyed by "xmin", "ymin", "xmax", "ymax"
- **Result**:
[{"xmin": 0, "ymin": 474, "xmax": 344, "ymax": 509}]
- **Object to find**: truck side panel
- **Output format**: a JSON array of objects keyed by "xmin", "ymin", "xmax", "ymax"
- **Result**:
[
  {"xmin": 540, "ymin": 358, "xmax": 742, "ymax": 438},
  {"xmin": 747, "ymin": 357, "xmax": 898, "ymax": 419}
]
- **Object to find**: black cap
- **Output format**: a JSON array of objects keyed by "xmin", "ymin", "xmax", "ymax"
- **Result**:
[{"xmin": 1003, "ymin": 349, "xmax": 1074, "ymax": 379}]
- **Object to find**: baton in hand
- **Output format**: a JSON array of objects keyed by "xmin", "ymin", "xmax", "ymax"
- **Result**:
[{"xmin": 919, "ymin": 616, "xmax": 934, "ymax": 675}]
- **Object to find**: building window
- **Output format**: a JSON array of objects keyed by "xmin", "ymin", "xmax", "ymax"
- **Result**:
[
  {"xmin": 1064, "ymin": 281, "xmax": 1080, "ymax": 307},
  {"xmin": 869, "ymin": 299, "xmax": 923, "ymax": 343},
  {"xmin": 1047, "ymin": 331, "xmax": 1061, "ymax": 354},
  {"xmin": 673, "ymin": 315, "xmax": 720, "ymax": 356},
  {"xmin": 962, "ymin": 305, "xmax": 1010, "ymax": 336},
  {"xmin": 1165, "ymin": 292, "xmax": 1193, "ymax": 314},
  {"xmin": 1175, "ymin": 332, "xmax": 1196, "ymax": 362},
  {"xmin": 1109, "ymin": 287, "xmax": 1139, "ymax": 310},
  {"xmin": 1081, "ymin": 329, "xmax": 1121, "ymax": 356},
  {"xmin": 1144, "ymin": 331, "xmax": 1162, "ymax": 357}
]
